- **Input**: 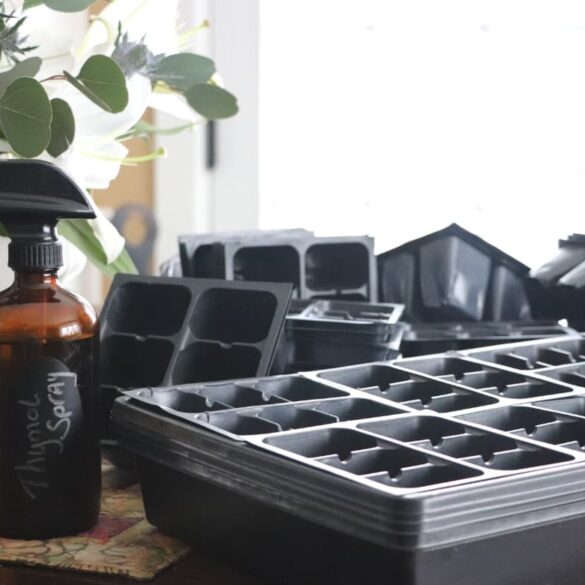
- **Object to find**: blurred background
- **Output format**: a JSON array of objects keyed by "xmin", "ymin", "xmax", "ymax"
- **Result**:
[{"xmin": 77, "ymin": 0, "xmax": 585, "ymax": 305}]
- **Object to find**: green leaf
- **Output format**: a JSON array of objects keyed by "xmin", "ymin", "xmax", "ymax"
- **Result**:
[
  {"xmin": 43, "ymin": 0, "xmax": 94, "ymax": 12},
  {"xmin": 58, "ymin": 219, "xmax": 139, "ymax": 277},
  {"xmin": 23, "ymin": 0, "xmax": 45, "ymax": 8},
  {"xmin": 153, "ymin": 53, "xmax": 215, "ymax": 91},
  {"xmin": 64, "ymin": 55, "xmax": 128, "ymax": 113},
  {"xmin": 185, "ymin": 83, "xmax": 238, "ymax": 120},
  {"xmin": 0, "ymin": 57, "xmax": 42, "ymax": 97},
  {"xmin": 47, "ymin": 98, "xmax": 75, "ymax": 157},
  {"xmin": 0, "ymin": 77, "xmax": 52, "ymax": 157}
]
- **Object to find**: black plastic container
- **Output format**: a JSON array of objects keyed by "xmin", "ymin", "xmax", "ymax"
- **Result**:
[
  {"xmin": 181, "ymin": 231, "xmax": 377, "ymax": 301},
  {"xmin": 377, "ymin": 224, "xmax": 532, "ymax": 322},
  {"xmin": 527, "ymin": 234, "xmax": 585, "ymax": 329},
  {"xmin": 401, "ymin": 321, "xmax": 576, "ymax": 356},
  {"xmin": 100, "ymin": 274, "xmax": 292, "ymax": 443},
  {"xmin": 178, "ymin": 228, "xmax": 313, "ymax": 279},
  {"xmin": 115, "ymin": 334, "xmax": 585, "ymax": 585},
  {"xmin": 272, "ymin": 300, "xmax": 405, "ymax": 374}
]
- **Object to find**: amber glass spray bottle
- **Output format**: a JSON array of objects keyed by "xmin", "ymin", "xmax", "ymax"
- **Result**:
[{"xmin": 0, "ymin": 160, "xmax": 101, "ymax": 538}]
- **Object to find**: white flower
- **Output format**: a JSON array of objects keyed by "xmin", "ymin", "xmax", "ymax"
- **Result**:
[{"xmin": 82, "ymin": 0, "xmax": 180, "ymax": 57}]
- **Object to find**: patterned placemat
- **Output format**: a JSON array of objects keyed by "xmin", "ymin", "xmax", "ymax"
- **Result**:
[{"xmin": 0, "ymin": 462, "xmax": 191, "ymax": 580}]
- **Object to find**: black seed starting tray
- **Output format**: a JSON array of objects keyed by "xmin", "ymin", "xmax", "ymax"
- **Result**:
[
  {"xmin": 114, "ymin": 333, "xmax": 585, "ymax": 584},
  {"xmin": 100, "ymin": 274, "xmax": 292, "ymax": 441},
  {"xmin": 180, "ymin": 231, "xmax": 377, "ymax": 301},
  {"xmin": 401, "ymin": 320, "xmax": 576, "ymax": 356},
  {"xmin": 272, "ymin": 299, "xmax": 405, "ymax": 374},
  {"xmin": 377, "ymin": 223, "xmax": 532, "ymax": 322},
  {"xmin": 178, "ymin": 228, "xmax": 313, "ymax": 279},
  {"xmin": 527, "ymin": 233, "xmax": 585, "ymax": 329}
]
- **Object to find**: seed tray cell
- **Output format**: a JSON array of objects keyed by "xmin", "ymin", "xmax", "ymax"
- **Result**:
[
  {"xmin": 358, "ymin": 415, "xmax": 574, "ymax": 471},
  {"xmin": 532, "ymin": 363, "xmax": 585, "ymax": 388},
  {"xmin": 459, "ymin": 404, "xmax": 585, "ymax": 453},
  {"xmin": 462, "ymin": 336, "xmax": 585, "ymax": 370},
  {"xmin": 178, "ymin": 228, "xmax": 313, "ymax": 278},
  {"xmin": 316, "ymin": 364, "xmax": 500, "ymax": 412},
  {"xmin": 99, "ymin": 274, "xmax": 292, "ymax": 441},
  {"xmin": 391, "ymin": 355, "xmax": 486, "ymax": 380},
  {"xmin": 194, "ymin": 398, "xmax": 404, "ymax": 437},
  {"xmin": 531, "ymin": 396, "xmax": 585, "ymax": 418},
  {"xmin": 221, "ymin": 235, "xmax": 377, "ymax": 301},
  {"xmin": 126, "ymin": 374, "xmax": 351, "ymax": 416},
  {"xmin": 261, "ymin": 427, "xmax": 485, "ymax": 492}
]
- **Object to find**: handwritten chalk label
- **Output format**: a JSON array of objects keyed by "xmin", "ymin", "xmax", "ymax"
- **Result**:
[{"xmin": 9, "ymin": 357, "xmax": 82, "ymax": 501}]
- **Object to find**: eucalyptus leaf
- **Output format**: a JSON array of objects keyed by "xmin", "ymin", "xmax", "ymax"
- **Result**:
[
  {"xmin": 0, "ymin": 57, "xmax": 41, "ymax": 97},
  {"xmin": 23, "ymin": 0, "xmax": 45, "ymax": 8},
  {"xmin": 185, "ymin": 83, "xmax": 238, "ymax": 120},
  {"xmin": 47, "ymin": 98, "xmax": 74, "ymax": 157},
  {"xmin": 0, "ymin": 77, "xmax": 52, "ymax": 157},
  {"xmin": 153, "ymin": 53, "xmax": 215, "ymax": 91},
  {"xmin": 43, "ymin": 0, "xmax": 94, "ymax": 12},
  {"xmin": 58, "ymin": 219, "xmax": 139, "ymax": 277},
  {"xmin": 64, "ymin": 55, "xmax": 128, "ymax": 113}
]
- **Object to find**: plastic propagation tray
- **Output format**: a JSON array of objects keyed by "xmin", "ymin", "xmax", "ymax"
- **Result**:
[
  {"xmin": 100, "ymin": 274, "xmax": 292, "ymax": 442},
  {"xmin": 181, "ymin": 231, "xmax": 377, "ymax": 301},
  {"xmin": 401, "ymin": 320, "xmax": 576, "ymax": 356},
  {"xmin": 179, "ymin": 228, "xmax": 313, "ymax": 279},
  {"xmin": 527, "ymin": 233, "xmax": 585, "ymax": 329},
  {"xmin": 115, "ymin": 334, "xmax": 585, "ymax": 585},
  {"xmin": 272, "ymin": 299, "xmax": 405, "ymax": 374},
  {"xmin": 377, "ymin": 223, "xmax": 532, "ymax": 322}
]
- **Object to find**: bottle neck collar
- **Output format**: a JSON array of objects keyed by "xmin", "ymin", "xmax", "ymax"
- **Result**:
[{"xmin": 13, "ymin": 271, "xmax": 58, "ymax": 287}]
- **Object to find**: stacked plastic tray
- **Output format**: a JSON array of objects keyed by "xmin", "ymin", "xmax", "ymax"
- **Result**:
[
  {"xmin": 272, "ymin": 299, "xmax": 405, "ymax": 374},
  {"xmin": 528, "ymin": 233, "xmax": 585, "ymax": 329},
  {"xmin": 180, "ymin": 231, "xmax": 377, "ymax": 301},
  {"xmin": 377, "ymin": 223, "xmax": 532, "ymax": 322},
  {"xmin": 114, "ymin": 334, "xmax": 585, "ymax": 585},
  {"xmin": 100, "ymin": 274, "xmax": 292, "ymax": 445},
  {"xmin": 401, "ymin": 320, "xmax": 576, "ymax": 356}
]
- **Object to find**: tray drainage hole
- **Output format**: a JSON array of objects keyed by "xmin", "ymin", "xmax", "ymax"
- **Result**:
[
  {"xmin": 388, "ymin": 468, "xmax": 403, "ymax": 482},
  {"xmin": 481, "ymin": 453, "xmax": 495, "ymax": 465},
  {"xmin": 136, "ymin": 390, "xmax": 150, "ymax": 397},
  {"xmin": 421, "ymin": 396, "xmax": 434, "ymax": 407},
  {"xmin": 524, "ymin": 425, "xmax": 537, "ymax": 436},
  {"xmin": 219, "ymin": 341, "xmax": 233, "ymax": 350},
  {"xmin": 337, "ymin": 451, "xmax": 353, "ymax": 463},
  {"xmin": 430, "ymin": 436, "xmax": 444, "ymax": 448}
]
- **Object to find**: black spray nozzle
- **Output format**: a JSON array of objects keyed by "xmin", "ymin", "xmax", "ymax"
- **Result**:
[{"xmin": 0, "ymin": 160, "xmax": 97, "ymax": 271}]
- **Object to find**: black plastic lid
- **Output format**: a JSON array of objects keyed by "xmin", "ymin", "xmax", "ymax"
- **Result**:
[{"xmin": 8, "ymin": 240, "xmax": 63, "ymax": 271}]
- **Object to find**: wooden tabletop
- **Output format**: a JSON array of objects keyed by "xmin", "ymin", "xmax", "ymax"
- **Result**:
[{"xmin": 0, "ymin": 550, "xmax": 263, "ymax": 584}]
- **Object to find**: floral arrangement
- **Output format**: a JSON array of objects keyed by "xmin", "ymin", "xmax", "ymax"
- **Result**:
[{"xmin": 0, "ymin": 0, "xmax": 237, "ymax": 277}]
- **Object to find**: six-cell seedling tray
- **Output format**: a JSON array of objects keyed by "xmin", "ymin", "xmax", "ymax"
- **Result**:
[
  {"xmin": 114, "ymin": 333, "xmax": 585, "ymax": 585},
  {"xmin": 181, "ymin": 232, "xmax": 377, "ymax": 301},
  {"xmin": 100, "ymin": 274, "xmax": 292, "ymax": 442}
]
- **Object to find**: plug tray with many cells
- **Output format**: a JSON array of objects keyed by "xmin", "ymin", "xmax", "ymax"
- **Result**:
[{"xmin": 113, "ymin": 334, "xmax": 585, "ymax": 585}]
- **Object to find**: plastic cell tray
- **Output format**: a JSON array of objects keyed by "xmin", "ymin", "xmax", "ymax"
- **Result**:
[
  {"xmin": 99, "ymin": 274, "xmax": 292, "ymax": 441},
  {"xmin": 178, "ymin": 228, "xmax": 313, "ymax": 279},
  {"xmin": 272, "ymin": 300, "xmax": 405, "ymax": 374},
  {"xmin": 528, "ymin": 234, "xmax": 585, "ymax": 329},
  {"xmin": 401, "ymin": 321, "xmax": 576, "ymax": 357},
  {"xmin": 114, "ymin": 334, "xmax": 585, "ymax": 585},
  {"xmin": 181, "ymin": 231, "xmax": 377, "ymax": 301},
  {"xmin": 377, "ymin": 223, "xmax": 532, "ymax": 322},
  {"xmin": 222, "ymin": 235, "xmax": 377, "ymax": 301}
]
